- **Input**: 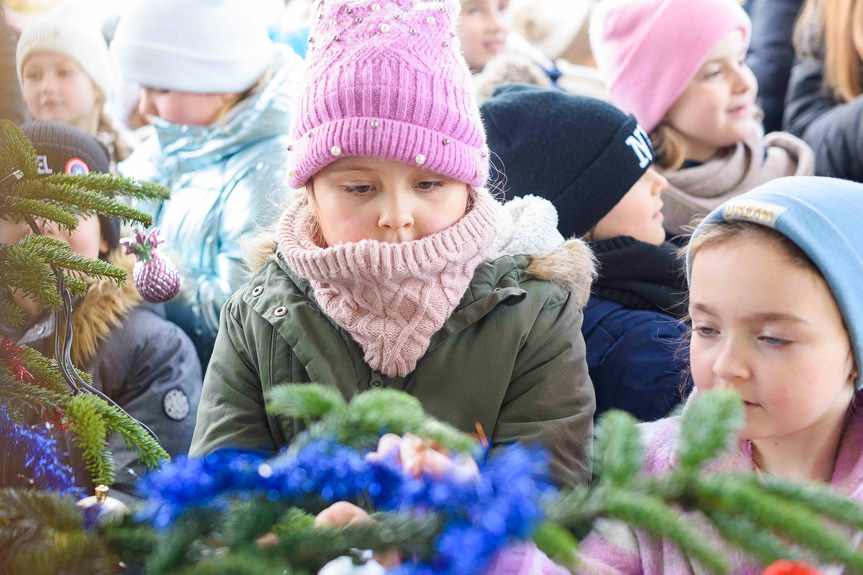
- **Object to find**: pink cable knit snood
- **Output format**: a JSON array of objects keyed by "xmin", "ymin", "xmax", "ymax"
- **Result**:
[{"xmin": 277, "ymin": 189, "xmax": 497, "ymax": 377}]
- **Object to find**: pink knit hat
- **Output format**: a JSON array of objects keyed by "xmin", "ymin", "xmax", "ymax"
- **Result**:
[
  {"xmin": 589, "ymin": 0, "xmax": 751, "ymax": 132},
  {"xmin": 287, "ymin": 0, "xmax": 489, "ymax": 189}
]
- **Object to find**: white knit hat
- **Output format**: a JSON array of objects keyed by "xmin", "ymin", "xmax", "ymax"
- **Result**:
[
  {"xmin": 16, "ymin": 7, "xmax": 112, "ymax": 99},
  {"xmin": 510, "ymin": 0, "xmax": 595, "ymax": 60},
  {"xmin": 110, "ymin": 0, "xmax": 276, "ymax": 94}
]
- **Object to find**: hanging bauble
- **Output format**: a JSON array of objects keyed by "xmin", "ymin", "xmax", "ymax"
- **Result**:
[{"xmin": 120, "ymin": 227, "xmax": 181, "ymax": 303}]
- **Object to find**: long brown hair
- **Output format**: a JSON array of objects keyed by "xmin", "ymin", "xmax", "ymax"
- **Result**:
[
  {"xmin": 796, "ymin": 0, "xmax": 863, "ymax": 102},
  {"xmin": 649, "ymin": 123, "xmax": 689, "ymax": 172}
]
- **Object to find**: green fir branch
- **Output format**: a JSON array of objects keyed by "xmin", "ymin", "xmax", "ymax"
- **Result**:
[
  {"xmin": 266, "ymin": 383, "xmax": 347, "ymax": 422},
  {"xmin": 759, "ymin": 476, "xmax": 863, "ymax": 531},
  {"xmin": 0, "ymin": 195, "xmax": 79, "ymax": 230},
  {"xmin": 147, "ymin": 509, "xmax": 223, "ymax": 575},
  {"xmin": 19, "ymin": 235, "xmax": 127, "ymax": 284},
  {"xmin": 41, "ymin": 180, "xmax": 154, "ymax": 226},
  {"xmin": 593, "ymin": 410, "xmax": 643, "ymax": 486},
  {"xmin": 0, "ymin": 296, "xmax": 25, "ymax": 327},
  {"xmin": 269, "ymin": 386, "xmax": 478, "ymax": 453},
  {"xmin": 0, "ymin": 371, "xmax": 68, "ymax": 416},
  {"xmin": 604, "ymin": 489, "xmax": 729, "ymax": 574},
  {"xmin": 48, "ymin": 173, "xmax": 171, "ymax": 202},
  {"xmin": 88, "ymin": 396, "xmax": 169, "ymax": 469},
  {"xmin": 698, "ymin": 478, "xmax": 863, "ymax": 572},
  {"xmin": 16, "ymin": 344, "xmax": 79, "ymax": 397},
  {"xmin": 677, "ymin": 389, "xmax": 745, "ymax": 470},
  {"xmin": 1, "ymin": 244, "xmax": 63, "ymax": 312},
  {"xmin": 167, "ymin": 553, "xmax": 300, "ymax": 575},
  {"xmin": 0, "ymin": 119, "xmax": 39, "ymax": 180},
  {"xmin": 704, "ymin": 508, "xmax": 796, "ymax": 566},
  {"xmin": 65, "ymin": 394, "xmax": 114, "ymax": 486},
  {"xmin": 271, "ymin": 511, "xmax": 444, "ymax": 571}
]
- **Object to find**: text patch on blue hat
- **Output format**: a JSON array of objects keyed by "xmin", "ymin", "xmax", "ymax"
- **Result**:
[{"xmin": 722, "ymin": 199, "xmax": 788, "ymax": 228}]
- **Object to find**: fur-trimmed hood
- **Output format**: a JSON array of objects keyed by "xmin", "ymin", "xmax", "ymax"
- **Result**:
[
  {"xmin": 244, "ymin": 195, "xmax": 597, "ymax": 309},
  {"xmin": 14, "ymin": 250, "xmax": 143, "ymax": 367},
  {"xmin": 70, "ymin": 250, "xmax": 143, "ymax": 366}
]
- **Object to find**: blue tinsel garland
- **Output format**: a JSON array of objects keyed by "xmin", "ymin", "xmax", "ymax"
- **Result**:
[
  {"xmin": 0, "ymin": 405, "xmax": 75, "ymax": 494},
  {"xmin": 136, "ymin": 439, "xmax": 552, "ymax": 575}
]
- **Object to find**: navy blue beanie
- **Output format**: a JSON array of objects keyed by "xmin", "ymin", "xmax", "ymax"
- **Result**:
[
  {"xmin": 20, "ymin": 120, "xmax": 120, "ymax": 257},
  {"xmin": 688, "ymin": 176, "xmax": 863, "ymax": 389},
  {"xmin": 481, "ymin": 83, "xmax": 654, "ymax": 239}
]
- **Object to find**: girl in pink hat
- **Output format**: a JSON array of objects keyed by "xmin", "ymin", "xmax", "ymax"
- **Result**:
[
  {"xmin": 589, "ymin": 0, "xmax": 814, "ymax": 238},
  {"xmin": 189, "ymin": 0, "xmax": 597, "ymax": 490}
]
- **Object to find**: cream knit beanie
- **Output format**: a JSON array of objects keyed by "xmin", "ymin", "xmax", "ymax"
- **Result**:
[
  {"xmin": 111, "ymin": 0, "xmax": 276, "ymax": 93},
  {"xmin": 16, "ymin": 7, "xmax": 112, "ymax": 99}
]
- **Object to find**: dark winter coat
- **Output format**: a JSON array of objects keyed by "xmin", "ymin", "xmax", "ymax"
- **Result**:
[
  {"xmin": 746, "ymin": 0, "xmax": 805, "ymax": 133},
  {"xmin": 581, "ymin": 238, "xmax": 688, "ymax": 422},
  {"xmin": 190, "ymin": 239, "xmax": 598, "ymax": 488},
  {"xmin": 582, "ymin": 297, "xmax": 688, "ymax": 422},
  {"xmin": 783, "ymin": 26, "xmax": 863, "ymax": 181},
  {"xmin": 10, "ymin": 252, "xmax": 202, "ymax": 503}
]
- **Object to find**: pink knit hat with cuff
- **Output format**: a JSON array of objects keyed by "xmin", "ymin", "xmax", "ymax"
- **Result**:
[
  {"xmin": 287, "ymin": 0, "xmax": 489, "ymax": 189},
  {"xmin": 589, "ymin": 0, "xmax": 751, "ymax": 132}
]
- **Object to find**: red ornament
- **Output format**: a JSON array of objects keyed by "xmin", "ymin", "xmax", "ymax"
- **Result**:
[{"xmin": 763, "ymin": 560, "xmax": 823, "ymax": 575}]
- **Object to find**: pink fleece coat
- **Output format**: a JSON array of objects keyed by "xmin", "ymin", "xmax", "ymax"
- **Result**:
[{"xmin": 577, "ymin": 395, "xmax": 863, "ymax": 574}]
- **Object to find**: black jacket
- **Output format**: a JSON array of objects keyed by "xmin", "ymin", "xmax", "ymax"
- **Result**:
[
  {"xmin": 746, "ymin": 0, "xmax": 805, "ymax": 133},
  {"xmin": 784, "ymin": 28, "xmax": 863, "ymax": 182}
]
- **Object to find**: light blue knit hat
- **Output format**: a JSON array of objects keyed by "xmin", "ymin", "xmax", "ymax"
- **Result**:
[{"xmin": 687, "ymin": 176, "xmax": 863, "ymax": 389}]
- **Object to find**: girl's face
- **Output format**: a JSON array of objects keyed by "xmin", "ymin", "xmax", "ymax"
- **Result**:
[
  {"xmin": 665, "ymin": 30, "xmax": 758, "ymax": 162},
  {"xmin": 21, "ymin": 53, "xmax": 102, "ymax": 133},
  {"xmin": 689, "ymin": 237, "xmax": 855, "ymax": 445},
  {"xmin": 591, "ymin": 168, "xmax": 667, "ymax": 245},
  {"xmin": 459, "ymin": 0, "xmax": 510, "ymax": 73},
  {"xmin": 138, "ymin": 87, "xmax": 238, "ymax": 126},
  {"xmin": 310, "ymin": 156, "xmax": 470, "ymax": 246}
]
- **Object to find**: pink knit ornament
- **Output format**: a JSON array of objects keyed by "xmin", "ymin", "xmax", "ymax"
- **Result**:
[
  {"xmin": 287, "ymin": 0, "xmax": 489, "ymax": 189},
  {"xmin": 120, "ymin": 227, "xmax": 180, "ymax": 303},
  {"xmin": 278, "ymin": 189, "xmax": 497, "ymax": 378}
]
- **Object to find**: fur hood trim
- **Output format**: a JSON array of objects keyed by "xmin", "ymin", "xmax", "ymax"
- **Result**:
[
  {"xmin": 244, "ymin": 234, "xmax": 279, "ymax": 274},
  {"xmin": 71, "ymin": 249, "xmax": 142, "ymax": 366},
  {"xmin": 526, "ymin": 238, "xmax": 597, "ymax": 308}
]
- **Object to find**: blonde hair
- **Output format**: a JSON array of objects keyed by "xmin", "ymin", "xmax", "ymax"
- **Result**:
[
  {"xmin": 686, "ymin": 219, "xmax": 818, "ymax": 275},
  {"xmin": 796, "ymin": 0, "xmax": 863, "ymax": 103},
  {"xmin": 214, "ymin": 68, "xmax": 274, "ymax": 124}
]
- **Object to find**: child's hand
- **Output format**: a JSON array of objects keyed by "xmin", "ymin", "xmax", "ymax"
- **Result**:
[
  {"xmin": 315, "ymin": 501, "xmax": 373, "ymax": 528},
  {"xmin": 315, "ymin": 502, "xmax": 402, "ymax": 569},
  {"xmin": 366, "ymin": 433, "xmax": 479, "ymax": 480}
]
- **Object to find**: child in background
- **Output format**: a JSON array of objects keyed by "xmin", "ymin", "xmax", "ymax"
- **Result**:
[
  {"xmin": 190, "ymin": 0, "xmax": 597, "ymax": 488},
  {"xmin": 579, "ymin": 176, "xmax": 863, "ymax": 573},
  {"xmin": 111, "ymin": 0, "xmax": 303, "ymax": 372},
  {"xmin": 785, "ymin": 0, "xmax": 863, "ymax": 183},
  {"xmin": 590, "ymin": 0, "xmax": 813, "ymax": 237},
  {"xmin": 474, "ymin": 0, "xmax": 608, "ymax": 103},
  {"xmin": 16, "ymin": 6, "xmax": 133, "ymax": 167},
  {"xmin": 459, "ymin": 0, "xmax": 511, "ymax": 74},
  {"xmin": 482, "ymin": 84, "xmax": 688, "ymax": 422},
  {"xmin": 0, "ymin": 121, "xmax": 201, "ymax": 503}
]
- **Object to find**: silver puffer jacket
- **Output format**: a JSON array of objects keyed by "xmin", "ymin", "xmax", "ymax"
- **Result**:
[{"xmin": 119, "ymin": 45, "xmax": 302, "ymax": 371}]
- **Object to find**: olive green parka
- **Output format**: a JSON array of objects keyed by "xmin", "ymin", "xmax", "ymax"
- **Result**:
[{"xmin": 190, "ymin": 237, "xmax": 597, "ymax": 487}]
